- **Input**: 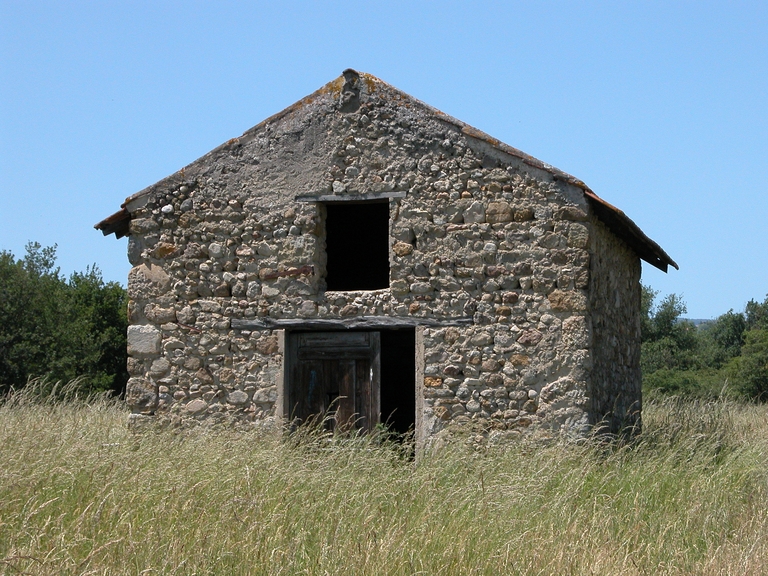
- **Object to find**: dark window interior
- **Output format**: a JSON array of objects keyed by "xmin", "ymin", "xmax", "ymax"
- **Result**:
[
  {"xmin": 380, "ymin": 329, "xmax": 416, "ymax": 435},
  {"xmin": 325, "ymin": 202, "xmax": 389, "ymax": 291}
]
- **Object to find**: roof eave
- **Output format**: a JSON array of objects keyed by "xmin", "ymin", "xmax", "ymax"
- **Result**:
[
  {"xmin": 94, "ymin": 207, "xmax": 130, "ymax": 239},
  {"xmin": 584, "ymin": 190, "xmax": 678, "ymax": 273}
]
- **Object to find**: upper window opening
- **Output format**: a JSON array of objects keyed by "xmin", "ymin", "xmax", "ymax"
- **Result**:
[{"xmin": 325, "ymin": 201, "xmax": 389, "ymax": 291}]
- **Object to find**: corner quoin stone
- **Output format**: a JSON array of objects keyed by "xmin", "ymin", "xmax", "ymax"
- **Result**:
[
  {"xmin": 127, "ymin": 325, "xmax": 162, "ymax": 357},
  {"xmin": 125, "ymin": 377, "xmax": 158, "ymax": 413}
]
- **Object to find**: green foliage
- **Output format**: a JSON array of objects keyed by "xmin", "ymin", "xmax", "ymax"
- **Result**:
[
  {"xmin": 644, "ymin": 368, "xmax": 702, "ymax": 397},
  {"xmin": 641, "ymin": 285, "xmax": 768, "ymax": 401},
  {"xmin": 640, "ymin": 286, "xmax": 698, "ymax": 375},
  {"xmin": 0, "ymin": 243, "xmax": 127, "ymax": 395},
  {"xmin": 745, "ymin": 295, "xmax": 768, "ymax": 331},
  {"xmin": 640, "ymin": 283, "xmax": 657, "ymax": 341},
  {"xmin": 643, "ymin": 368, "xmax": 728, "ymax": 400},
  {"xmin": 699, "ymin": 310, "xmax": 746, "ymax": 368},
  {"xmin": 730, "ymin": 328, "xmax": 768, "ymax": 400}
]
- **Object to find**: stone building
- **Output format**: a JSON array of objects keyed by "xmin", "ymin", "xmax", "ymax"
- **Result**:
[{"xmin": 96, "ymin": 69, "xmax": 676, "ymax": 447}]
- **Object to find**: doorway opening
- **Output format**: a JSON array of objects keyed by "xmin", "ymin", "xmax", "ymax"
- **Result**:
[
  {"xmin": 285, "ymin": 328, "xmax": 415, "ymax": 436},
  {"xmin": 380, "ymin": 329, "xmax": 416, "ymax": 435}
]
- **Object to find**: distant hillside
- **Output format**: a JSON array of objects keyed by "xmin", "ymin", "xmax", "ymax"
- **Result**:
[{"xmin": 681, "ymin": 318, "xmax": 714, "ymax": 327}]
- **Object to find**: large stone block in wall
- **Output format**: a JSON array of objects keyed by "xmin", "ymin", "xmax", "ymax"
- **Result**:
[
  {"xmin": 128, "ymin": 263, "xmax": 172, "ymax": 299},
  {"xmin": 462, "ymin": 201, "xmax": 486, "ymax": 223},
  {"xmin": 567, "ymin": 223, "xmax": 589, "ymax": 248},
  {"xmin": 125, "ymin": 377, "xmax": 158, "ymax": 413},
  {"xmin": 127, "ymin": 325, "xmax": 162, "ymax": 357},
  {"xmin": 548, "ymin": 290, "xmax": 588, "ymax": 312},
  {"xmin": 486, "ymin": 201, "xmax": 514, "ymax": 224},
  {"xmin": 562, "ymin": 316, "xmax": 590, "ymax": 349}
]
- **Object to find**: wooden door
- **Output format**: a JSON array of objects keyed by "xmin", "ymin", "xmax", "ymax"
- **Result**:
[{"xmin": 287, "ymin": 332, "xmax": 381, "ymax": 432}]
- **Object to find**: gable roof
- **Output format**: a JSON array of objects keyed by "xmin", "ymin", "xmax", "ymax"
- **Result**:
[{"xmin": 95, "ymin": 69, "xmax": 678, "ymax": 272}]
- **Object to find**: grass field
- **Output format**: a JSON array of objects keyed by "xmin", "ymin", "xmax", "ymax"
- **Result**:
[{"xmin": 1, "ymin": 387, "xmax": 767, "ymax": 575}]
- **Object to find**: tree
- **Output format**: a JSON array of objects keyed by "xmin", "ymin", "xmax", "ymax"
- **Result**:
[
  {"xmin": 745, "ymin": 295, "xmax": 768, "ymax": 331},
  {"xmin": 699, "ymin": 310, "xmax": 746, "ymax": 368},
  {"xmin": 0, "ymin": 243, "xmax": 67, "ymax": 388},
  {"xmin": 641, "ymin": 285, "xmax": 768, "ymax": 401},
  {"xmin": 640, "ymin": 287, "xmax": 724, "ymax": 399},
  {"xmin": 61, "ymin": 267, "xmax": 129, "ymax": 394},
  {"xmin": 0, "ymin": 243, "xmax": 128, "ymax": 395},
  {"xmin": 732, "ymin": 329, "xmax": 768, "ymax": 400},
  {"xmin": 640, "ymin": 284, "xmax": 657, "ymax": 343},
  {"xmin": 640, "ymin": 286, "xmax": 698, "ymax": 374}
]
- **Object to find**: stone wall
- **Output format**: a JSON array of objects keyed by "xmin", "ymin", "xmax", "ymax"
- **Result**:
[
  {"xmin": 123, "ymin": 73, "xmax": 641, "ymax": 440},
  {"xmin": 587, "ymin": 218, "xmax": 642, "ymax": 433}
]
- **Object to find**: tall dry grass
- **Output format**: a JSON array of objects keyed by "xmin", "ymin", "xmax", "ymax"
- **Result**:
[{"xmin": 1, "ymin": 383, "xmax": 767, "ymax": 575}]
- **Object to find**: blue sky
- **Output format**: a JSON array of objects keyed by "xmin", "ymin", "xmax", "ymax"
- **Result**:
[{"xmin": 1, "ymin": 1, "xmax": 766, "ymax": 319}]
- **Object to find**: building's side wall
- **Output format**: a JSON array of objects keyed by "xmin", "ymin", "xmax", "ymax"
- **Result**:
[
  {"xmin": 123, "ymin": 79, "xmax": 608, "ymax": 438},
  {"xmin": 587, "ymin": 218, "xmax": 642, "ymax": 433}
]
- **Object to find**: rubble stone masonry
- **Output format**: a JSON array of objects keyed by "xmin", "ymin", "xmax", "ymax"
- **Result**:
[{"xmin": 120, "ymin": 71, "xmax": 646, "ymax": 442}]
